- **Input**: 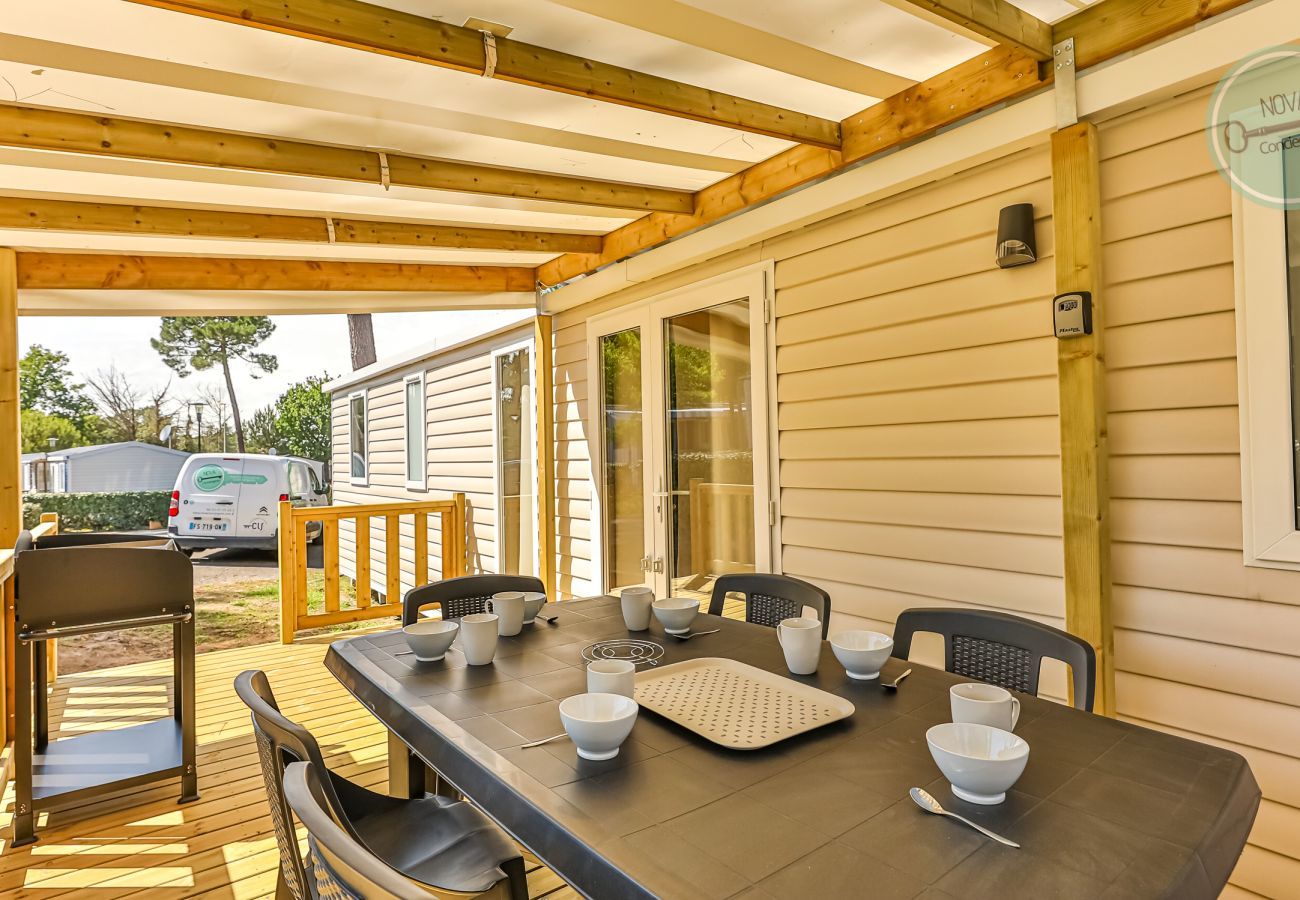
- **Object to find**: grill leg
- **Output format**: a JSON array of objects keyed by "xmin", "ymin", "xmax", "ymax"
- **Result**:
[
  {"xmin": 177, "ymin": 618, "xmax": 199, "ymax": 803},
  {"xmin": 13, "ymin": 638, "xmax": 37, "ymax": 847},
  {"xmin": 33, "ymin": 641, "xmax": 48, "ymax": 749}
]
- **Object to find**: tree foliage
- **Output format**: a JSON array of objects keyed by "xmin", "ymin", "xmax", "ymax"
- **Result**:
[
  {"xmin": 19, "ymin": 345, "xmax": 96, "ymax": 428},
  {"xmin": 152, "ymin": 316, "xmax": 277, "ymax": 452},
  {"xmin": 20, "ymin": 409, "xmax": 82, "ymax": 453},
  {"xmin": 246, "ymin": 374, "xmax": 332, "ymax": 461}
]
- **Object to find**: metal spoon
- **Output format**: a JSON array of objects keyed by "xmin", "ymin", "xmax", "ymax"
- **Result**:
[
  {"xmin": 909, "ymin": 788, "xmax": 1020, "ymax": 848},
  {"xmin": 521, "ymin": 732, "xmax": 569, "ymax": 749},
  {"xmin": 668, "ymin": 628, "xmax": 720, "ymax": 641},
  {"xmin": 882, "ymin": 668, "xmax": 911, "ymax": 691},
  {"xmin": 534, "ymin": 611, "xmax": 559, "ymax": 625}
]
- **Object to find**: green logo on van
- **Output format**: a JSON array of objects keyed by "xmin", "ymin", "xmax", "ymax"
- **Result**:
[{"xmin": 192, "ymin": 464, "xmax": 269, "ymax": 491}]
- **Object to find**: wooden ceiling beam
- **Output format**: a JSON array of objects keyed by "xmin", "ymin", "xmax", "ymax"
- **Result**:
[
  {"xmin": 14, "ymin": 252, "xmax": 536, "ymax": 292},
  {"xmin": 124, "ymin": 0, "xmax": 842, "ymax": 148},
  {"xmin": 890, "ymin": 0, "xmax": 1053, "ymax": 60},
  {"xmin": 0, "ymin": 195, "xmax": 601, "ymax": 254},
  {"xmin": 0, "ymin": 104, "xmax": 695, "ymax": 214},
  {"xmin": 538, "ymin": 0, "xmax": 1256, "ymax": 288}
]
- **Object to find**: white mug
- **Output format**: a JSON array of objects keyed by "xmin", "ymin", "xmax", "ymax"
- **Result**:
[
  {"xmin": 950, "ymin": 682, "xmax": 1021, "ymax": 731},
  {"xmin": 522, "ymin": 592, "xmax": 546, "ymax": 624},
  {"xmin": 459, "ymin": 613, "xmax": 500, "ymax": 665},
  {"xmin": 486, "ymin": 591, "xmax": 525, "ymax": 636},
  {"xmin": 620, "ymin": 586, "xmax": 654, "ymax": 631},
  {"xmin": 586, "ymin": 659, "xmax": 636, "ymax": 698},
  {"xmin": 777, "ymin": 617, "xmax": 822, "ymax": 675}
]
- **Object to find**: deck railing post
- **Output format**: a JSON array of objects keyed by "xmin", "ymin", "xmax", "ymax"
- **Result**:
[
  {"xmin": 453, "ymin": 493, "xmax": 467, "ymax": 576},
  {"xmin": 277, "ymin": 500, "xmax": 297, "ymax": 644},
  {"xmin": 1, "ymin": 247, "xmax": 19, "ymax": 738}
]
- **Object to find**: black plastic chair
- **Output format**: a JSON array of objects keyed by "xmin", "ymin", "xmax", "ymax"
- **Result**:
[
  {"xmin": 890, "ymin": 607, "xmax": 1097, "ymax": 712},
  {"xmin": 707, "ymin": 573, "xmax": 832, "ymax": 639},
  {"xmin": 282, "ymin": 760, "xmax": 460, "ymax": 899},
  {"xmin": 234, "ymin": 670, "xmax": 526, "ymax": 900},
  {"xmin": 402, "ymin": 574, "xmax": 545, "ymax": 626}
]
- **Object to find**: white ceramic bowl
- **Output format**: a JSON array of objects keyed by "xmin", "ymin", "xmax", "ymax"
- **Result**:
[
  {"xmin": 522, "ymin": 592, "xmax": 547, "ymax": 623},
  {"xmin": 402, "ymin": 620, "xmax": 460, "ymax": 662},
  {"xmin": 559, "ymin": 692, "xmax": 639, "ymax": 760},
  {"xmin": 830, "ymin": 630, "xmax": 894, "ymax": 680},
  {"xmin": 652, "ymin": 596, "xmax": 700, "ymax": 634},
  {"xmin": 926, "ymin": 722, "xmax": 1030, "ymax": 805}
]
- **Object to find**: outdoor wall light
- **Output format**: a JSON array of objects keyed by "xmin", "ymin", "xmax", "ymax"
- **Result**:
[{"xmin": 995, "ymin": 203, "xmax": 1037, "ymax": 268}]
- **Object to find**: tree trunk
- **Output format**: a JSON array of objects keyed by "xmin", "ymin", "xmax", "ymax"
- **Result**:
[
  {"xmin": 348, "ymin": 313, "xmax": 377, "ymax": 370},
  {"xmin": 222, "ymin": 357, "xmax": 245, "ymax": 452}
]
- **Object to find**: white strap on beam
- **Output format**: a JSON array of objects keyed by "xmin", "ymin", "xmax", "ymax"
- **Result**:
[
  {"xmin": 1054, "ymin": 38, "xmax": 1078, "ymax": 129},
  {"xmin": 482, "ymin": 31, "xmax": 498, "ymax": 78},
  {"xmin": 377, "ymin": 151, "xmax": 391, "ymax": 191},
  {"xmin": 325, "ymin": 218, "xmax": 337, "ymax": 243}
]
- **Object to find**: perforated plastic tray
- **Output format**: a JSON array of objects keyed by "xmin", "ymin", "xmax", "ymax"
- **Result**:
[{"xmin": 633, "ymin": 657, "xmax": 854, "ymax": 750}]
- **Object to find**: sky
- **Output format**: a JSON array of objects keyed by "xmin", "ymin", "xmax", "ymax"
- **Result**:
[{"xmin": 20, "ymin": 308, "xmax": 533, "ymax": 427}]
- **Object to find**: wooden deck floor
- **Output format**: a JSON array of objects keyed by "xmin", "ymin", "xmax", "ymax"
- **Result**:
[{"xmin": 0, "ymin": 630, "xmax": 585, "ymax": 899}]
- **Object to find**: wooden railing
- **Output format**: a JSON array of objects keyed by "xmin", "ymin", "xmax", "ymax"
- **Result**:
[{"xmin": 278, "ymin": 496, "xmax": 466, "ymax": 643}]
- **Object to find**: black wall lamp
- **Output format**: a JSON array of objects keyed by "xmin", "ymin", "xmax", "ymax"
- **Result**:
[{"xmin": 995, "ymin": 203, "xmax": 1037, "ymax": 268}]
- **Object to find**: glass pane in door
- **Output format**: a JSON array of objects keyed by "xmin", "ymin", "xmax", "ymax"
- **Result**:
[
  {"xmin": 600, "ymin": 328, "xmax": 647, "ymax": 590},
  {"xmin": 664, "ymin": 300, "xmax": 755, "ymax": 599},
  {"xmin": 496, "ymin": 348, "xmax": 535, "ymax": 575}
]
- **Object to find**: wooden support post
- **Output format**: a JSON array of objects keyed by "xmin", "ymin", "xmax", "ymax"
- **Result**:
[
  {"xmin": 452, "ymin": 493, "xmax": 467, "ymax": 577},
  {"xmin": 534, "ymin": 315, "xmax": 557, "ymax": 597},
  {"xmin": 0, "ymin": 247, "xmax": 16, "ymax": 738},
  {"xmin": 1052, "ymin": 122, "xmax": 1115, "ymax": 716},
  {"xmin": 277, "ymin": 500, "xmax": 297, "ymax": 644},
  {"xmin": 322, "ymin": 519, "xmax": 340, "ymax": 613},
  {"xmin": 414, "ymin": 512, "xmax": 428, "ymax": 587}
]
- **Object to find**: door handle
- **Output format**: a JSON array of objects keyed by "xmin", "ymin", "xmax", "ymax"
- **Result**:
[
  {"xmin": 652, "ymin": 558, "xmax": 664, "ymax": 573},
  {"xmin": 640, "ymin": 556, "xmax": 652, "ymax": 572}
]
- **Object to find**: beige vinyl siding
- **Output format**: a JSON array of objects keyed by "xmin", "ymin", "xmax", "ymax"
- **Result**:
[
  {"xmin": 331, "ymin": 327, "xmax": 532, "ymax": 599},
  {"xmin": 552, "ymin": 148, "xmax": 1066, "ymax": 655},
  {"xmin": 1099, "ymin": 88, "xmax": 1298, "ymax": 896}
]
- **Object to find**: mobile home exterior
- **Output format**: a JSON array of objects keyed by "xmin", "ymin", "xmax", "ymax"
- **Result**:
[{"xmin": 328, "ymin": 321, "xmax": 538, "ymax": 601}]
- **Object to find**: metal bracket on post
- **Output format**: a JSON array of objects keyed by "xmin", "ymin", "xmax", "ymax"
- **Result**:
[
  {"xmin": 1054, "ymin": 37, "xmax": 1078, "ymax": 129},
  {"xmin": 481, "ymin": 31, "xmax": 498, "ymax": 79}
]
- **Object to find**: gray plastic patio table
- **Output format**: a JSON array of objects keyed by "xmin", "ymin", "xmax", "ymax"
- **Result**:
[{"xmin": 325, "ymin": 595, "xmax": 1259, "ymax": 899}]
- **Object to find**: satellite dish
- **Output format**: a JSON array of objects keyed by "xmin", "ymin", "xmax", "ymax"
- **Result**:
[{"xmin": 159, "ymin": 424, "xmax": 174, "ymax": 443}]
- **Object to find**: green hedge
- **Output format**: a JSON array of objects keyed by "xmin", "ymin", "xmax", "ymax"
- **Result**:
[{"xmin": 23, "ymin": 491, "xmax": 172, "ymax": 532}]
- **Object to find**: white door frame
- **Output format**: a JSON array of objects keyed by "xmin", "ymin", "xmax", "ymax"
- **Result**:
[
  {"xmin": 585, "ymin": 260, "xmax": 776, "ymax": 595},
  {"xmin": 490, "ymin": 336, "xmax": 539, "ymax": 576}
]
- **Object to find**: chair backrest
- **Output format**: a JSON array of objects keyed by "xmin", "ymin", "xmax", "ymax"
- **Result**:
[
  {"xmin": 890, "ymin": 607, "xmax": 1097, "ymax": 711},
  {"xmin": 283, "ymin": 761, "xmax": 434, "ymax": 900},
  {"xmin": 402, "ymin": 574, "xmax": 545, "ymax": 626},
  {"xmin": 235, "ymin": 669, "xmax": 355, "ymax": 900},
  {"xmin": 708, "ymin": 573, "xmax": 832, "ymax": 638}
]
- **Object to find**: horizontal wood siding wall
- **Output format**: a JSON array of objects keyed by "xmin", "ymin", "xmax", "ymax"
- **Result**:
[
  {"xmin": 331, "ymin": 333, "xmax": 525, "ymax": 599},
  {"xmin": 1099, "ymin": 88, "xmax": 1297, "ymax": 897}
]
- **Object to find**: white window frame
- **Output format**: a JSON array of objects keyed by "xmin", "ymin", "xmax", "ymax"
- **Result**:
[
  {"xmin": 1234, "ymin": 185, "xmax": 1300, "ymax": 568},
  {"xmin": 348, "ymin": 390, "xmax": 368, "ymax": 487},
  {"xmin": 403, "ymin": 372, "xmax": 427, "ymax": 491},
  {"xmin": 491, "ymin": 338, "xmax": 539, "ymax": 577}
]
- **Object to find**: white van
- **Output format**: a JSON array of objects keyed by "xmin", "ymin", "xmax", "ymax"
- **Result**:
[{"xmin": 168, "ymin": 453, "xmax": 328, "ymax": 553}]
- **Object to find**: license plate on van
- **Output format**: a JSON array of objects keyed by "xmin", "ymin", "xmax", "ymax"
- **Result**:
[{"xmin": 188, "ymin": 519, "xmax": 229, "ymax": 533}]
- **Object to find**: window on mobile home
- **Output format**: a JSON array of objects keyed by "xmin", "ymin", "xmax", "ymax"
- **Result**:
[
  {"xmin": 405, "ymin": 375, "xmax": 425, "ymax": 489},
  {"xmin": 349, "ymin": 392, "xmax": 367, "ymax": 484},
  {"xmin": 495, "ymin": 346, "xmax": 536, "ymax": 576}
]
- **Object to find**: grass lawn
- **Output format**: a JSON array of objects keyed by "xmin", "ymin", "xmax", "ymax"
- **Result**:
[{"xmin": 57, "ymin": 572, "xmax": 396, "ymax": 674}]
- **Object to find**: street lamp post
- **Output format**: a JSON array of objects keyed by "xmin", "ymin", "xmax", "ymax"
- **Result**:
[{"xmin": 190, "ymin": 401, "xmax": 206, "ymax": 453}]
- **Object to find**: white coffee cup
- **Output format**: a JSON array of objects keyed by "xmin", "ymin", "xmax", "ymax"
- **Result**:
[
  {"xmin": 486, "ymin": 591, "xmax": 525, "ymax": 636},
  {"xmin": 586, "ymin": 659, "xmax": 636, "ymax": 698},
  {"xmin": 620, "ymin": 586, "xmax": 654, "ymax": 631},
  {"xmin": 950, "ymin": 682, "xmax": 1021, "ymax": 731},
  {"xmin": 522, "ymin": 592, "xmax": 546, "ymax": 624},
  {"xmin": 777, "ymin": 617, "xmax": 822, "ymax": 675},
  {"xmin": 459, "ymin": 613, "xmax": 500, "ymax": 665}
]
